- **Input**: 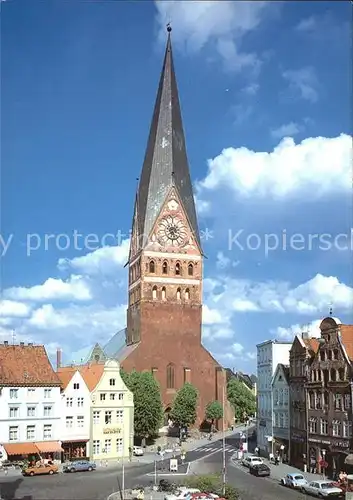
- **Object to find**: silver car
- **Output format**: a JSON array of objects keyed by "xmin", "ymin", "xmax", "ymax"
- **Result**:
[
  {"xmin": 301, "ymin": 480, "xmax": 343, "ymax": 497},
  {"xmin": 281, "ymin": 472, "xmax": 308, "ymax": 488}
]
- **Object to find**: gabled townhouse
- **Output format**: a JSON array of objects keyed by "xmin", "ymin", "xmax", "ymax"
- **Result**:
[
  {"xmin": 89, "ymin": 359, "xmax": 134, "ymax": 462},
  {"xmin": 57, "ymin": 362, "xmax": 104, "ymax": 460},
  {"xmin": 288, "ymin": 334, "xmax": 319, "ymax": 469},
  {"xmin": 306, "ymin": 317, "xmax": 353, "ymax": 478},
  {"xmin": 272, "ymin": 363, "xmax": 290, "ymax": 461},
  {"xmin": 0, "ymin": 342, "xmax": 62, "ymax": 463},
  {"xmin": 256, "ymin": 340, "xmax": 292, "ymax": 456},
  {"xmin": 57, "ymin": 359, "xmax": 134, "ymax": 462}
]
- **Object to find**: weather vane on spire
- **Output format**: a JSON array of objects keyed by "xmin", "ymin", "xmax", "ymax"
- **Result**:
[
  {"xmin": 166, "ymin": 22, "xmax": 172, "ymax": 33},
  {"xmin": 329, "ymin": 303, "xmax": 333, "ymax": 316}
]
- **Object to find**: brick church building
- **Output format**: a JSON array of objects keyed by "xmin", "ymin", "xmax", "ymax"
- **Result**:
[{"xmin": 97, "ymin": 27, "xmax": 233, "ymax": 428}]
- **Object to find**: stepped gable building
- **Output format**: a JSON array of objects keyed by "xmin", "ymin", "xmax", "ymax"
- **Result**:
[
  {"xmin": 108, "ymin": 26, "xmax": 233, "ymax": 427},
  {"xmin": 306, "ymin": 317, "xmax": 353, "ymax": 477},
  {"xmin": 289, "ymin": 334, "xmax": 319, "ymax": 468}
]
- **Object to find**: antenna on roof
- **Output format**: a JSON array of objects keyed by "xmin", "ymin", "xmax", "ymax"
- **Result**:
[{"xmin": 329, "ymin": 303, "xmax": 333, "ymax": 316}]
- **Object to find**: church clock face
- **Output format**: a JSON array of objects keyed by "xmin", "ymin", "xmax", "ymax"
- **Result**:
[{"xmin": 158, "ymin": 216, "xmax": 187, "ymax": 246}]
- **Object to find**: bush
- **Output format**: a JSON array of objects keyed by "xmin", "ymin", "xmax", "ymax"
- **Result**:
[{"xmin": 184, "ymin": 474, "xmax": 239, "ymax": 500}]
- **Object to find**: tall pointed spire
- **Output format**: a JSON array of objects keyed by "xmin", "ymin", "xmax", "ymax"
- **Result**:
[{"xmin": 136, "ymin": 24, "xmax": 201, "ymax": 248}]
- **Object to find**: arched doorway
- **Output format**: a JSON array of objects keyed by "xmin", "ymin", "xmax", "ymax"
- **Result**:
[{"xmin": 164, "ymin": 407, "xmax": 172, "ymax": 426}]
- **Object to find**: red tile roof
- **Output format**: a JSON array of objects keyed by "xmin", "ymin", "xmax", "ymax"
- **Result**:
[
  {"xmin": 57, "ymin": 363, "xmax": 104, "ymax": 392},
  {"xmin": 340, "ymin": 325, "xmax": 353, "ymax": 361},
  {"xmin": 303, "ymin": 338, "xmax": 320, "ymax": 353},
  {"xmin": 0, "ymin": 343, "xmax": 61, "ymax": 386}
]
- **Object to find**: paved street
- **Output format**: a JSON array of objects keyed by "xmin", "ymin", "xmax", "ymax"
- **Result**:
[{"xmin": 0, "ymin": 431, "xmax": 311, "ymax": 500}]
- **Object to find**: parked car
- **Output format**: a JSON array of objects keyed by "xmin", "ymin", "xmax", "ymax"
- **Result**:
[
  {"xmin": 22, "ymin": 463, "xmax": 59, "ymax": 477},
  {"xmin": 249, "ymin": 463, "xmax": 271, "ymax": 477},
  {"xmin": 133, "ymin": 446, "xmax": 144, "ymax": 456},
  {"xmin": 241, "ymin": 455, "xmax": 263, "ymax": 468},
  {"xmin": 281, "ymin": 473, "xmax": 308, "ymax": 489},
  {"xmin": 63, "ymin": 460, "xmax": 96, "ymax": 473},
  {"xmin": 301, "ymin": 480, "xmax": 343, "ymax": 497},
  {"xmin": 164, "ymin": 488, "xmax": 200, "ymax": 500}
]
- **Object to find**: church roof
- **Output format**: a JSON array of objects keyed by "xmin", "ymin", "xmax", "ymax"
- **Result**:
[
  {"xmin": 135, "ymin": 26, "xmax": 200, "ymax": 250},
  {"xmin": 103, "ymin": 328, "xmax": 127, "ymax": 358},
  {"xmin": 103, "ymin": 328, "xmax": 139, "ymax": 362}
]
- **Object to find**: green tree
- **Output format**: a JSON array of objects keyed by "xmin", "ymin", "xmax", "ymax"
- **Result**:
[
  {"xmin": 185, "ymin": 474, "xmax": 239, "ymax": 500},
  {"xmin": 170, "ymin": 382, "xmax": 198, "ymax": 427},
  {"xmin": 120, "ymin": 369, "xmax": 163, "ymax": 438},
  {"xmin": 205, "ymin": 400, "xmax": 224, "ymax": 424},
  {"xmin": 227, "ymin": 377, "xmax": 256, "ymax": 422}
]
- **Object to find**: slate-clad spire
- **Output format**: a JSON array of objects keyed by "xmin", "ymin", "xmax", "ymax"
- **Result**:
[{"xmin": 136, "ymin": 25, "xmax": 201, "ymax": 248}]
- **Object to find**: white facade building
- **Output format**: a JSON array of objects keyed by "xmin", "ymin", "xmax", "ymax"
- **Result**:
[
  {"xmin": 59, "ymin": 370, "xmax": 92, "ymax": 460},
  {"xmin": 0, "ymin": 342, "xmax": 62, "ymax": 463},
  {"xmin": 256, "ymin": 340, "xmax": 291, "ymax": 456},
  {"xmin": 272, "ymin": 363, "xmax": 290, "ymax": 458}
]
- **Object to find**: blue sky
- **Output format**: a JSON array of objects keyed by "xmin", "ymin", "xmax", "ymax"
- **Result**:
[{"xmin": 1, "ymin": 1, "xmax": 352, "ymax": 372}]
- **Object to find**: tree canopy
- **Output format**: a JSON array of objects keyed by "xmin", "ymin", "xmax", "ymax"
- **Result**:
[
  {"xmin": 227, "ymin": 377, "xmax": 256, "ymax": 421},
  {"xmin": 205, "ymin": 400, "xmax": 223, "ymax": 422},
  {"xmin": 185, "ymin": 474, "xmax": 239, "ymax": 500},
  {"xmin": 120, "ymin": 369, "xmax": 163, "ymax": 438},
  {"xmin": 170, "ymin": 382, "xmax": 198, "ymax": 427}
]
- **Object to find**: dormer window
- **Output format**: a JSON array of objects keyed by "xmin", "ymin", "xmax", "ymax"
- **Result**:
[
  {"xmin": 188, "ymin": 263, "xmax": 193, "ymax": 276},
  {"xmin": 175, "ymin": 263, "xmax": 181, "ymax": 275},
  {"xmin": 149, "ymin": 260, "xmax": 155, "ymax": 273},
  {"xmin": 162, "ymin": 261, "xmax": 168, "ymax": 274}
]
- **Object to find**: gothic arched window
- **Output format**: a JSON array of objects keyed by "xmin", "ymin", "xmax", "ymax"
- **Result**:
[
  {"xmin": 188, "ymin": 263, "xmax": 193, "ymax": 276},
  {"xmin": 162, "ymin": 261, "xmax": 168, "ymax": 274},
  {"xmin": 167, "ymin": 364, "xmax": 175, "ymax": 389},
  {"xmin": 152, "ymin": 286, "xmax": 157, "ymax": 299},
  {"xmin": 176, "ymin": 288, "xmax": 181, "ymax": 300},
  {"xmin": 175, "ymin": 262, "xmax": 181, "ymax": 275},
  {"xmin": 185, "ymin": 288, "xmax": 190, "ymax": 301},
  {"xmin": 162, "ymin": 287, "xmax": 166, "ymax": 300},
  {"xmin": 149, "ymin": 260, "xmax": 155, "ymax": 273}
]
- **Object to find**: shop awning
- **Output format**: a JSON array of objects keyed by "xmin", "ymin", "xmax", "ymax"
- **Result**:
[
  {"xmin": 35, "ymin": 441, "xmax": 63, "ymax": 453},
  {"xmin": 3, "ymin": 442, "xmax": 39, "ymax": 456},
  {"xmin": 61, "ymin": 439, "xmax": 89, "ymax": 444},
  {"xmin": 345, "ymin": 454, "xmax": 353, "ymax": 466}
]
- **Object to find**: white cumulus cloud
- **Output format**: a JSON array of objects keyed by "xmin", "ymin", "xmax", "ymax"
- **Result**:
[
  {"xmin": 205, "ymin": 274, "xmax": 353, "ymax": 317},
  {"xmin": 196, "ymin": 134, "xmax": 351, "ymax": 200},
  {"xmin": 4, "ymin": 276, "xmax": 91, "ymax": 303},
  {"xmin": 0, "ymin": 300, "xmax": 31, "ymax": 318}
]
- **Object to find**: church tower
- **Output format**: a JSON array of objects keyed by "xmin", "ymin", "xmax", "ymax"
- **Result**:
[
  {"xmin": 121, "ymin": 26, "xmax": 232, "ymax": 427},
  {"xmin": 126, "ymin": 25, "xmax": 202, "ymax": 347}
]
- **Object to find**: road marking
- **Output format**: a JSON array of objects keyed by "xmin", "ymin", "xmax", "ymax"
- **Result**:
[{"xmin": 191, "ymin": 448, "xmax": 229, "ymax": 464}]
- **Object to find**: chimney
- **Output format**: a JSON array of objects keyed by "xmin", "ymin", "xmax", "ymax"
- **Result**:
[
  {"xmin": 28, "ymin": 342, "xmax": 33, "ymax": 346},
  {"xmin": 4, "ymin": 341, "xmax": 8, "ymax": 346},
  {"xmin": 56, "ymin": 348, "xmax": 62, "ymax": 370},
  {"xmin": 20, "ymin": 342, "xmax": 24, "ymax": 347}
]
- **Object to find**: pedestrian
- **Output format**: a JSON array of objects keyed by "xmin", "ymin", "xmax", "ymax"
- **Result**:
[
  {"xmin": 255, "ymin": 446, "xmax": 259, "ymax": 457},
  {"xmin": 269, "ymin": 452, "xmax": 274, "ymax": 463}
]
